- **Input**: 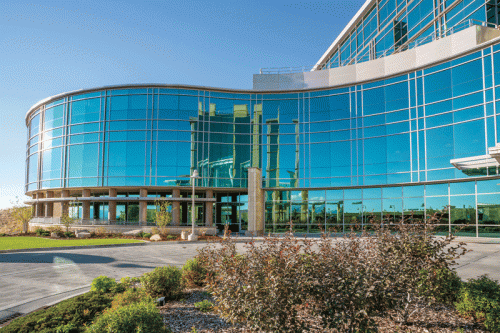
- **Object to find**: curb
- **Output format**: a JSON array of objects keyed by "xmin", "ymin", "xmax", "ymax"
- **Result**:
[{"xmin": 0, "ymin": 285, "xmax": 91, "ymax": 324}]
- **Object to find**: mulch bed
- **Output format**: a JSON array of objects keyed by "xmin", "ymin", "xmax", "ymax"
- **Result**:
[
  {"xmin": 161, "ymin": 289, "xmax": 486, "ymax": 333},
  {"xmin": 1, "ymin": 233, "xmax": 221, "ymax": 242}
]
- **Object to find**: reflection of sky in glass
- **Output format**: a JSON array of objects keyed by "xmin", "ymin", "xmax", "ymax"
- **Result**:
[{"xmin": 25, "ymin": 46, "xmax": 500, "ymax": 192}]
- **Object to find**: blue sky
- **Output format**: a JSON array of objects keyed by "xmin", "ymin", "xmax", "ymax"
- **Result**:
[{"xmin": 0, "ymin": 0, "xmax": 365, "ymax": 209}]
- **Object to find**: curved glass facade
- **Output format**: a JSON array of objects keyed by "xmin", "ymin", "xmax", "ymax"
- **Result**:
[
  {"xmin": 25, "ymin": 0, "xmax": 500, "ymax": 236},
  {"xmin": 26, "ymin": 47, "xmax": 500, "ymax": 192},
  {"xmin": 320, "ymin": 0, "xmax": 497, "ymax": 69}
]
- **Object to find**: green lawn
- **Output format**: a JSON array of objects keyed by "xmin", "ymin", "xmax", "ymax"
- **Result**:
[{"xmin": 0, "ymin": 236, "xmax": 145, "ymax": 251}]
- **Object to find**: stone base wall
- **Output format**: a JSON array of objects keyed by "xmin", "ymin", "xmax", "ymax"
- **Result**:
[{"xmin": 29, "ymin": 223, "xmax": 217, "ymax": 236}]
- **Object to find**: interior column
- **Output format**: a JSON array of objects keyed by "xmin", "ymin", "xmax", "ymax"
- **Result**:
[
  {"xmin": 172, "ymin": 189, "xmax": 180, "ymax": 226},
  {"xmin": 205, "ymin": 190, "xmax": 213, "ymax": 226}
]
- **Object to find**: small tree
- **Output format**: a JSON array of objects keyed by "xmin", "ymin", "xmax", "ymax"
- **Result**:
[
  {"xmin": 10, "ymin": 197, "xmax": 33, "ymax": 234},
  {"xmin": 60, "ymin": 213, "xmax": 75, "ymax": 233},
  {"xmin": 61, "ymin": 201, "xmax": 77, "ymax": 233},
  {"xmin": 155, "ymin": 200, "xmax": 173, "ymax": 234}
]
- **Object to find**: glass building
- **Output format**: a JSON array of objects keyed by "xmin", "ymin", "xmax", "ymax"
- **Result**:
[{"xmin": 26, "ymin": 0, "xmax": 500, "ymax": 236}]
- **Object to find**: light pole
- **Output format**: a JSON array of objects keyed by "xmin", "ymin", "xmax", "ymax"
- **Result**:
[{"xmin": 188, "ymin": 170, "xmax": 200, "ymax": 241}]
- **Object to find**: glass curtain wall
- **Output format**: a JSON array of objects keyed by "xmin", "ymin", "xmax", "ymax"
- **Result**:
[
  {"xmin": 322, "ymin": 0, "xmax": 491, "ymax": 69},
  {"xmin": 267, "ymin": 178, "xmax": 500, "ymax": 237},
  {"xmin": 26, "ymin": 46, "xmax": 500, "ymax": 192}
]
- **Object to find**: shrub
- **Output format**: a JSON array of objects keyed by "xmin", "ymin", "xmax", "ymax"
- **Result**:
[
  {"xmin": 64, "ymin": 231, "xmax": 75, "ymax": 238},
  {"xmin": 91, "ymin": 276, "xmax": 117, "ymax": 293},
  {"xmin": 109, "ymin": 282, "xmax": 127, "ymax": 295},
  {"xmin": 140, "ymin": 266, "xmax": 183, "ymax": 299},
  {"xmin": 456, "ymin": 275, "xmax": 500, "ymax": 332},
  {"xmin": 166, "ymin": 235, "xmax": 177, "ymax": 240},
  {"xmin": 142, "ymin": 232, "xmax": 152, "ymax": 239},
  {"xmin": 111, "ymin": 288, "xmax": 152, "ymax": 309},
  {"xmin": 194, "ymin": 300, "xmax": 213, "ymax": 312},
  {"xmin": 0, "ymin": 291, "xmax": 113, "ymax": 333},
  {"xmin": 418, "ymin": 266, "xmax": 462, "ymax": 304},
  {"xmin": 55, "ymin": 322, "xmax": 78, "ymax": 333},
  {"xmin": 198, "ymin": 216, "xmax": 467, "ymax": 332},
  {"xmin": 93, "ymin": 227, "xmax": 107, "ymax": 236},
  {"xmin": 182, "ymin": 258, "xmax": 207, "ymax": 287},
  {"xmin": 48, "ymin": 226, "xmax": 64, "ymax": 236},
  {"xmin": 198, "ymin": 235, "xmax": 318, "ymax": 332},
  {"xmin": 119, "ymin": 276, "xmax": 141, "ymax": 288},
  {"xmin": 85, "ymin": 301, "xmax": 169, "ymax": 333},
  {"xmin": 35, "ymin": 228, "xmax": 50, "ymax": 237}
]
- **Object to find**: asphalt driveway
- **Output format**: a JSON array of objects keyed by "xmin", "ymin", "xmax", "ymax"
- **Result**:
[{"xmin": 0, "ymin": 238, "xmax": 498, "ymax": 321}]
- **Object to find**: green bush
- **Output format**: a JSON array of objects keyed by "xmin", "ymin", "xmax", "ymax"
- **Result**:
[
  {"xmin": 140, "ymin": 266, "xmax": 183, "ymax": 299},
  {"xmin": 35, "ymin": 228, "xmax": 50, "ymax": 237},
  {"xmin": 91, "ymin": 276, "xmax": 117, "ymax": 293},
  {"xmin": 134, "ymin": 232, "xmax": 153, "ymax": 239},
  {"xmin": 119, "ymin": 276, "xmax": 141, "ymax": 288},
  {"xmin": 85, "ymin": 301, "xmax": 169, "ymax": 333},
  {"xmin": 456, "ymin": 275, "xmax": 500, "ymax": 332},
  {"xmin": 182, "ymin": 258, "xmax": 207, "ymax": 287},
  {"xmin": 55, "ymin": 323, "xmax": 79, "ymax": 333},
  {"xmin": 418, "ymin": 266, "xmax": 462, "ymax": 304},
  {"xmin": 194, "ymin": 300, "xmax": 213, "ymax": 312},
  {"xmin": 64, "ymin": 231, "xmax": 75, "ymax": 238},
  {"xmin": 166, "ymin": 235, "xmax": 177, "ymax": 240},
  {"xmin": 0, "ymin": 291, "xmax": 113, "ymax": 333},
  {"xmin": 111, "ymin": 288, "xmax": 152, "ymax": 309}
]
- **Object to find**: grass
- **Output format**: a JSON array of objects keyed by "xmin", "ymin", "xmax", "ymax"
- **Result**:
[{"xmin": 0, "ymin": 236, "xmax": 145, "ymax": 251}]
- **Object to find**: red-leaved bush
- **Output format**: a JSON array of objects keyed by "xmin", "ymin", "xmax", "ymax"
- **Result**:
[{"xmin": 197, "ymin": 213, "xmax": 467, "ymax": 332}]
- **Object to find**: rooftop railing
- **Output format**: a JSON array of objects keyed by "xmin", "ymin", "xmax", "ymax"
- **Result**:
[{"xmin": 259, "ymin": 19, "xmax": 498, "ymax": 75}]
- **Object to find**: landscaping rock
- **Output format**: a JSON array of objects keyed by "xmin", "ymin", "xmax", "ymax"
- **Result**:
[
  {"xmin": 181, "ymin": 231, "xmax": 189, "ymax": 240},
  {"xmin": 50, "ymin": 232, "xmax": 60, "ymax": 238},
  {"xmin": 150, "ymin": 234, "xmax": 162, "ymax": 241},
  {"xmin": 75, "ymin": 231, "xmax": 90, "ymax": 239},
  {"xmin": 123, "ymin": 229, "xmax": 143, "ymax": 236}
]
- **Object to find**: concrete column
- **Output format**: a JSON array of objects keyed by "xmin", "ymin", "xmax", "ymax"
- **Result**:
[
  {"xmin": 205, "ymin": 190, "xmax": 213, "ymax": 227},
  {"xmin": 139, "ymin": 188, "xmax": 148, "ymax": 226},
  {"xmin": 44, "ymin": 191, "xmax": 54, "ymax": 218},
  {"xmin": 61, "ymin": 190, "xmax": 70, "ymax": 217},
  {"xmin": 32, "ymin": 193, "xmax": 38, "ymax": 218},
  {"xmin": 246, "ymin": 168, "xmax": 264, "ymax": 236},
  {"xmin": 36, "ymin": 192, "xmax": 44, "ymax": 217},
  {"xmin": 172, "ymin": 189, "xmax": 180, "ymax": 226},
  {"xmin": 82, "ymin": 189, "xmax": 91, "ymax": 220},
  {"xmin": 108, "ymin": 188, "xmax": 117, "ymax": 221}
]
